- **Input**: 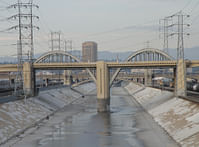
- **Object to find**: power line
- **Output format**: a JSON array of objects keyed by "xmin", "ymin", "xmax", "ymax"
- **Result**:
[
  {"xmin": 37, "ymin": 9, "xmax": 52, "ymax": 32},
  {"xmin": 64, "ymin": 19, "xmax": 159, "ymax": 40},
  {"xmin": 159, "ymin": 17, "xmax": 172, "ymax": 54},
  {"xmin": 96, "ymin": 20, "xmax": 158, "ymax": 36},
  {"xmin": 106, "ymin": 37, "xmax": 159, "ymax": 51},
  {"xmin": 35, "ymin": 8, "xmax": 161, "ymax": 52},
  {"xmin": 64, "ymin": 23, "xmax": 159, "ymax": 50},
  {"xmin": 95, "ymin": 29, "xmax": 157, "ymax": 44},
  {"xmin": 181, "ymin": 0, "xmax": 194, "ymax": 11},
  {"xmin": 189, "ymin": 0, "xmax": 199, "ymax": 14},
  {"xmin": 0, "ymin": 43, "xmax": 16, "ymax": 47}
]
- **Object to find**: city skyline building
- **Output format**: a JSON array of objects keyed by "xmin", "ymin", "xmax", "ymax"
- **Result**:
[{"xmin": 82, "ymin": 41, "xmax": 98, "ymax": 62}]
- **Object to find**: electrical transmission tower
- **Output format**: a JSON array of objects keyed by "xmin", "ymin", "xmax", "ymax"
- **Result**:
[
  {"xmin": 176, "ymin": 12, "xmax": 190, "ymax": 61},
  {"xmin": 159, "ymin": 17, "xmax": 172, "ymax": 54},
  {"xmin": 68, "ymin": 40, "xmax": 73, "ymax": 54},
  {"xmin": 64, "ymin": 40, "xmax": 73, "ymax": 62},
  {"xmin": 146, "ymin": 40, "xmax": 150, "ymax": 49},
  {"xmin": 49, "ymin": 31, "xmax": 73, "ymax": 63},
  {"xmin": 163, "ymin": 18, "xmax": 169, "ymax": 53},
  {"xmin": 67, "ymin": 40, "xmax": 73, "ymax": 62},
  {"xmin": 165, "ymin": 11, "xmax": 190, "ymax": 60},
  {"xmin": 7, "ymin": 0, "xmax": 39, "ymax": 61},
  {"xmin": 64, "ymin": 40, "xmax": 72, "ymax": 53},
  {"xmin": 166, "ymin": 11, "xmax": 190, "ymax": 96},
  {"xmin": 50, "ymin": 31, "xmax": 73, "ymax": 53},
  {"xmin": 7, "ymin": 0, "xmax": 39, "ymax": 95},
  {"xmin": 50, "ymin": 31, "xmax": 62, "ymax": 51}
]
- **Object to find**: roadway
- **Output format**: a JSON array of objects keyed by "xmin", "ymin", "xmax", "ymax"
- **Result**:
[{"xmin": 1, "ymin": 60, "xmax": 199, "ymax": 72}]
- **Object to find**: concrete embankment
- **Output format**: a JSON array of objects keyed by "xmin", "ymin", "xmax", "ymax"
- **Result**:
[
  {"xmin": 125, "ymin": 82, "xmax": 199, "ymax": 147},
  {"xmin": 0, "ymin": 83, "xmax": 96, "ymax": 145}
]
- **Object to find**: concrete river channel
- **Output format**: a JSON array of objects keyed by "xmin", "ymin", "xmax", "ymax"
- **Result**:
[{"xmin": 4, "ymin": 86, "xmax": 179, "ymax": 147}]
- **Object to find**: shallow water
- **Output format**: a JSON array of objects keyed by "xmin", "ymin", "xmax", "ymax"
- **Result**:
[
  {"xmin": 4, "ymin": 87, "xmax": 179, "ymax": 147},
  {"xmin": 37, "ymin": 93, "xmax": 143, "ymax": 147},
  {"xmin": 7, "ymin": 87, "xmax": 178, "ymax": 147}
]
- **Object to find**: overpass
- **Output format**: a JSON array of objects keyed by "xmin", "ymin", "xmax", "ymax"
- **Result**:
[{"xmin": 1, "ymin": 49, "xmax": 199, "ymax": 112}]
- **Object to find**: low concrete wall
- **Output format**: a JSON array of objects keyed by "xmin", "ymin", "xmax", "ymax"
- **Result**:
[
  {"xmin": 0, "ymin": 83, "xmax": 96, "ymax": 145},
  {"xmin": 125, "ymin": 82, "xmax": 199, "ymax": 147}
]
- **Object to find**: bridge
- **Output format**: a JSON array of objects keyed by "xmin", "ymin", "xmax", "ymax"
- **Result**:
[{"xmin": 0, "ymin": 48, "xmax": 199, "ymax": 112}]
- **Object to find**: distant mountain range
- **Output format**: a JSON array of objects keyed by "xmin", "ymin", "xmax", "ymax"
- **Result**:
[
  {"xmin": 168, "ymin": 47, "xmax": 199, "ymax": 60},
  {"xmin": 97, "ymin": 47, "xmax": 199, "ymax": 61},
  {"xmin": 0, "ymin": 47, "xmax": 198, "ymax": 63}
]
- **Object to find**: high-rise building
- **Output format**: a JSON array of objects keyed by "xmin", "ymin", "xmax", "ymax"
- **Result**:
[{"xmin": 82, "ymin": 41, "xmax": 98, "ymax": 62}]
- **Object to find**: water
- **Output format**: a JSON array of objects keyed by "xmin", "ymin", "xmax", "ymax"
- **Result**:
[
  {"xmin": 8, "ymin": 87, "xmax": 178, "ymax": 147},
  {"xmin": 36, "ymin": 90, "xmax": 143, "ymax": 147}
]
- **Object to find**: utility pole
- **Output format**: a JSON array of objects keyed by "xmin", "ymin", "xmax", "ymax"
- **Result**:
[{"xmin": 7, "ymin": 0, "xmax": 39, "ymax": 96}]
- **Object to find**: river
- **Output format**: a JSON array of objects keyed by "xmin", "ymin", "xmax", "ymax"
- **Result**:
[{"xmin": 5, "ymin": 87, "xmax": 178, "ymax": 147}]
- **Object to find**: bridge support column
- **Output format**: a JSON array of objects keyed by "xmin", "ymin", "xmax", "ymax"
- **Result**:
[
  {"xmin": 173, "ymin": 68, "xmax": 177, "ymax": 95},
  {"xmin": 144, "ymin": 69, "xmax": 152, "ymax": 86},
  {"xmin": 64, "ymin": 70, "xmax": 72, "ymax": 86},
  {"xmin": 176, "ymin": 59, "xmax": 187, "ymax": 97},
  {"xmin": 23, "ymin": 62, "xmax": 35, "ymax": 97},
  {"xmin": 45, "ymin": 78, "xmax": 49, "ymax": 87},
  {"xmin": 97, "ymin": 61, "xmax": 110, "ymax": 112}
]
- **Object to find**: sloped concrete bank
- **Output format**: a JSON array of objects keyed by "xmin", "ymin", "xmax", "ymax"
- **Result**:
[
  {"xmin": 125, "ymin": 82, "xmax": 199, "ymax": 147},
  {"xmin": 0, "ymin": 83, "xmax": 96, "ymax": 145}
]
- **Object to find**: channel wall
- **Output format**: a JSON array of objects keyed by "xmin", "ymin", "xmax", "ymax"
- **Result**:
[{"xmin": 125, "ymin": 82, "xmax": 199, "ymax": 147}]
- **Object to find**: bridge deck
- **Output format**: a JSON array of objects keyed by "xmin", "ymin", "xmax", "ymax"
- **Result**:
[{"xmin": 0, "ymin": 60, "xmax": 199, "ymax": 72}]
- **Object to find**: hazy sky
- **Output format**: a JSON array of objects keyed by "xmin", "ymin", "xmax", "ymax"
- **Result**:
[{"xmin": 0, "ymin": 0, "xmax": 199, "ymax": 56}]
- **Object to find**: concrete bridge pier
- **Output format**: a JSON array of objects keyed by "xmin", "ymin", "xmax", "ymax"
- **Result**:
[
  {"xmin": 97, "ymin": 61, "xmax": 110, "ymax": 112},
  {"xmin": 63, "ymin": 70, "xmax": 72, "ymax": 86},
  {"xmin": 144, "ymin": 69, "xmax": 152, "ymax": 86},
  {"xmin": 176, "ymin": 59, "xmax": 187, "ymax": 97},
  {"xmin": 44, "ymin": 78, "xmax": 49, "ymax": 87},
  {"xmin": 173, "ymin": 68, "xmax": 177, "ymax": 96},
  {"xmin": 23, "ymin": 62, "xmax": 35, "ymax": 97}
]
